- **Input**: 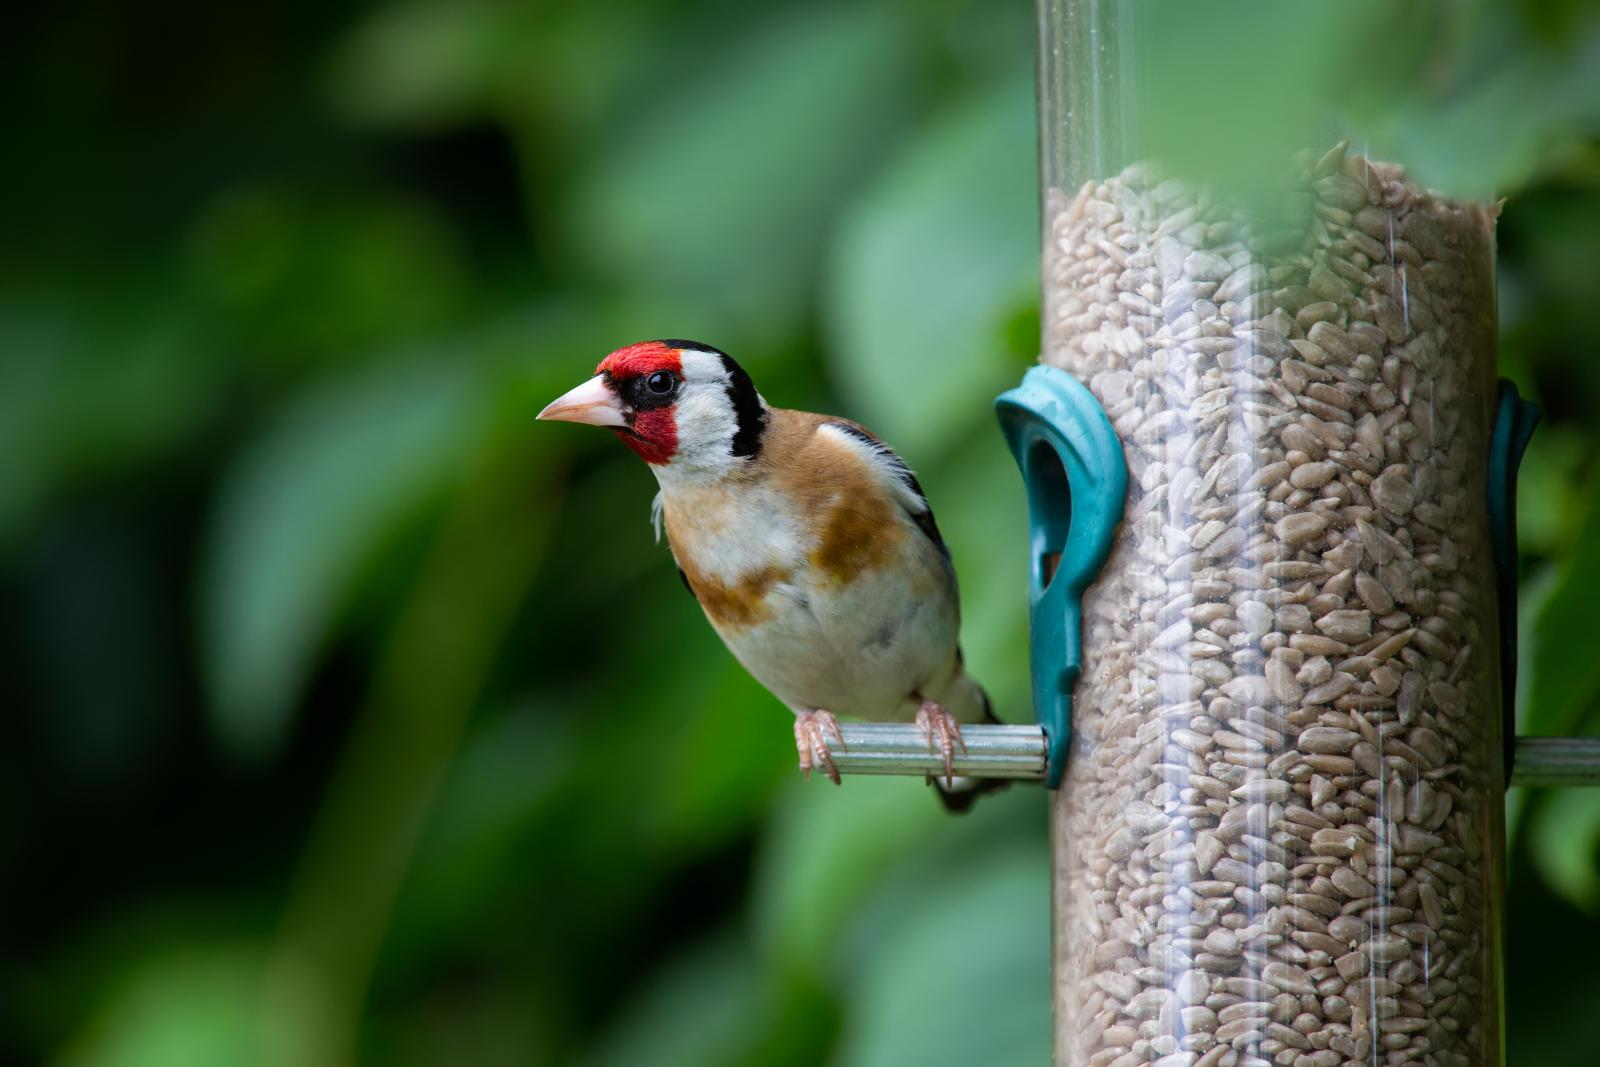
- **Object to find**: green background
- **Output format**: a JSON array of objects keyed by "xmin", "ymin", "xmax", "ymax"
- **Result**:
[{"xmin": 4, "ymin": 1, "xmax": 1599, "ymax": 1064}]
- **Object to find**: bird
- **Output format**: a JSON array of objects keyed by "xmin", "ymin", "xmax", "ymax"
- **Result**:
[{"xmin": 539, "ymin": 339, "xmax": 1001, "ymax": 810}]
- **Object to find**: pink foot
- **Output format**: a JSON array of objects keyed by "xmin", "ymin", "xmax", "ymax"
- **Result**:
[
  {"xmin": 916, "ymin": 700, "xmax": 966, "ymax": 787},
  {"xmin": 794, "ymin": 710, "xmax": 846, "ymax": 785}
]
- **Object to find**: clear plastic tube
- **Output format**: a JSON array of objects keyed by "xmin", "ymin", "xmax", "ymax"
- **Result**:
[{"xmin": 1039, "ymin": 4, "xmax": 1504, "ymax": 1066}]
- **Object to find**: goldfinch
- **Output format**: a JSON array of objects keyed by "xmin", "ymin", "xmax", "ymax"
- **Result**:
[{"xmin": 540, "ymin": 339, "xmax": 999, "ymax": 809}]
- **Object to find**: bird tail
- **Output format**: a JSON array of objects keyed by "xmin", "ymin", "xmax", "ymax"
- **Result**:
[
  {"xmin": 933, "ymin": 681, "xmax": 1011, "ymax": 814},
  {"xmin": 936, "ymin": 775, "xmax": 1010, "ymax": 813}
]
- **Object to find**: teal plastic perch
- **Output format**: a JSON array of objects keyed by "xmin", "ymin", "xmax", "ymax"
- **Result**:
[{"xmin": 995, "ymin": 366, "xmax": 1128, "ymax": 788}]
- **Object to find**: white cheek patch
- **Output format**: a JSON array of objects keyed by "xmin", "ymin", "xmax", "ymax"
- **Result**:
[
  {"xmin": 650, "ymin": 350, "xmax": 754, "ymax": 487},
  {"xmin": 665, "ymin": 382, "xmax": 739, "ymax": 475},
  {"xmin": 677, "ymin": 383, "xmax": 738, "ymax": 442}
]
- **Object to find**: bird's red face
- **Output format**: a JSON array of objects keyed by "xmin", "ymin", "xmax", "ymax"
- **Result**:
[
  {"xmin": 539, "ymin": 341, "xmax": 685, "ymax": 464},
  {"xmin": 540, "ymin": 339, "xmax": 768, "ymax": 475}
]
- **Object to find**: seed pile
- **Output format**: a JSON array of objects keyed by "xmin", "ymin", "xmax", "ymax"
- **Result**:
[{"xmin": 1043, "ymin": 145, "xmax": 1500, "ymax": 1067}]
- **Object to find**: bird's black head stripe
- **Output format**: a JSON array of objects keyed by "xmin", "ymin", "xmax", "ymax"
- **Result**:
[
  {"xmin": 657, "ymin": 338, "xmax": 723, "ymax": 354},
  {"xmin": 656, "ymin": 339, "xmax": 767, "ymax": 459},
  {"xmin": 718, "ymin": 355, "xmax": 767, "ymax": 458}
]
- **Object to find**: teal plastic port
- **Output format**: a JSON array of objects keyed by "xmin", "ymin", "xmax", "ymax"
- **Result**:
[
  {"xmin": 996, "ymin": 366, "xmax": 1128, "ymax": 788},
  {"xmin": 1490, "ymin": 380, "xmax": 1540, "ymax": 782}
]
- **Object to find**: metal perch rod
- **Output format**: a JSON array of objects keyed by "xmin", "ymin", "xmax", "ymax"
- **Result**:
[
  {"xmin": 827, "ymin": 725, "xmax": 1600, "ymax": 787},
  {"xmin": 828, "ymin": 723, "xmax": 1047, "ymax": 779},
  {"xmin": 1511, "ymin": 737, "xmax": 1600, "ymax": 788}
]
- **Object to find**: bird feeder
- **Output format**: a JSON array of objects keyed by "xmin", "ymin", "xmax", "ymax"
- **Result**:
[{"xmin": 821, "ymin": 4, "xmax": 1600, "ymax": 1065}]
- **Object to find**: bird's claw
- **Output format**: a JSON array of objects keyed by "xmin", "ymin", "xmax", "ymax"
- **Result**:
[
  {"xmin": 795, "ymin": 710, "xmax": 846, "ymax": 786},
  {"xmin": 916, "ymin": 701, "xmax": 966, "ymax": 788}
]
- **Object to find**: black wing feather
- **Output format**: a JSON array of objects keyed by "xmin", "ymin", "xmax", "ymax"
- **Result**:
[{"xmin": 827, "ymin": 421, "xmax": 949, "ymax": 557}]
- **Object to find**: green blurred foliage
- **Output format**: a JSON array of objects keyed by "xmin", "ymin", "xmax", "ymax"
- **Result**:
[
  {"xmin": 2, "ymin": 2, "xmax": 1599, "ymax": 1065},
  {"xmin": 1126, "ymin": 0, "xmax": 1600, "ymax": 202}
]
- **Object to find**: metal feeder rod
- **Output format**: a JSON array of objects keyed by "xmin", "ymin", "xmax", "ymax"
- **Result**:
[
  {"xmin": 828, "ymin": 723, "xmax": 1047, "ymax": 779},
  {"xmin": 1510, "ymin": 737, "xmax": 1600, "ymax": 788},
  {"xmin": 825, "ymin": 725, "xmax": 1600, "ymax": 788}
]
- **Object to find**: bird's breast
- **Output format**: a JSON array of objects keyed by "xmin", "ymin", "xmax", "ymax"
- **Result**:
[
  {"xmin": 663, "ymin": 477, "xmax": 931, "ymax": 629},
  {"xmin": 664, "ymin": 483, "xmax": 805, "ymax": 631},
  {"xmin": 663, "ymin": 485, "xmax": 958, "ymax": 716},
  {"xmin": 808, "ymin": 485, "xmax": 905, "ymax": 586}
]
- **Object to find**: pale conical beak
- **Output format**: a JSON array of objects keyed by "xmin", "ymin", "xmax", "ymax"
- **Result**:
[{"xmin": 537, "ymin": 375, "xmax": 628, "ymax": 427}]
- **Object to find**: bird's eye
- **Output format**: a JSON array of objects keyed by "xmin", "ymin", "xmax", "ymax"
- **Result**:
[{"xmin": 646, "ymin": 370, "xmax": 676, "ymax": 395}]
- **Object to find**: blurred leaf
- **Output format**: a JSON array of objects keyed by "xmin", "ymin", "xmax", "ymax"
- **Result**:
[
  {"xmin": 185, "ymin": 185, "xmax": 472, "ymax": 376},
  {"xmin": 752, "ymin": 777, "xmax": 946, "ymax": 977},
  {"xmin": 1524, "ymin": 481, "xmax": 1600, "ymax": 737},
  {"xmin": 264, "ymin": 434, "xmax": 557, "ymax": 1066},
  {"xmin": 1128, "ymin": 1, "xmax": 1368, "ymax": 198},
  {"xmin": 380, "ymin": 703, "xmax": 575, "ymax": 975},
  {"xmin": 635, "ymin": 653, "xmax": 791, "ymax": 855},
  {"xmin": 825, "ymin": 68, "xmax": 1036, "ymax": 456},
  {"xmin": 1529, "ymin": 788, "xmax": 1600, "ymax": 910},
  {"xmin": 582, "ymin": 933, "xmax": 765, "ymax": 1067},
  {"xmin": 321, "ymin": 1, "xmax": 504, "ymax": 129},
  {"xmin": 1501, "ymin": 184, "xmax": 1600, "ymax": 432},
  {"xmin": 1515, "ymin": 427, "xmax": 1588, "ymax": 559},
  {"xmin": 1113, "ymin": 2, "xmax": 1600, "ymax": 201},
  {"xmin": 1508, "ymin": 564, "xmax": 1560, "ymax": 852},
  {"xmin": 1505, "ymin": 181, "xmax": 1600, "ymax": 328},
  {"xmin": 366, "ymin": 981, "xmax": 548, "ymax": 1067},
  {"xmin": 1375, "ymin": 17, "xmax": 1600, "ymax": 197},
  {"xmin": 571, "ymin": 4, "xmax": 923, "ymax": 339},
  {"xmin": 57, "ymin": 944, "xmax": 268, "ymax": 1067},
  {"xmin": 325, "ymin": 0, "xmax": 657, "ymax": 140},
  {"xmin": 200, "ymin": 357, "xmax": 481, "ymax": 761},
  {"xmin": 0, "ymin": 296, "xmax": 217, "ymax": 547},
  {"xmin": 833, "ymin": 845, "xmax": 1049, "ymax": 1066}
]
